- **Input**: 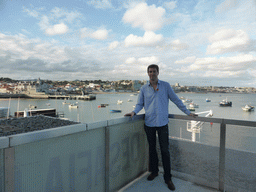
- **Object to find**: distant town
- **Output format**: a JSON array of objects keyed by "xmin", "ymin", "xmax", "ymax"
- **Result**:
[{"xmin": 0, "ymin": 77, "xmax": 256, "ymax": 98}]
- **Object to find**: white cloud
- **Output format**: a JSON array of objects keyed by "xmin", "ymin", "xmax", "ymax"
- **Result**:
[
  {"xmin": 125, "ymin": 56, "xmax": 159, "ymax": 65},
  {"xmin": 170, "ymin": 39, "xmax": 189, "ymax": 51},
  {"xmin": 124, "ymin": 31, "xmax": 164, "ymax": 47},
  {"xmin": 109, "ymin": 41, "xmax": 120, "ymax": 50},
  {"xmin": 114, "ymin": 56, "xmax": 160, "ymax": 78},
  {"xmin": 39, "ymin": 15, "xmax": 50, "ymax": 30},
  {"xmin": 50, "ymin": 7, "xmax": 82, "ymax": 23},
  {"xmin": 163, "ymin": 1, "xmax": 177, "ymax": 10},
  {"xmin": 201, "ymin": 70, "xmax": 245, "ymax": 78},
  {"xmin": 206, "ymin": 29, "xmax": 251, "ymax": 54},
  {"xmin": 23, "ymin": 7, "xmax": 39, "ymax": 18},
  {"xmin": 0, "ymin": 32, "xmax": 68, "ymax": 63},
  {"xmin": 45, "ymin": 23, "xmax": 68, "ymax": 35},
  {"xmin": 122, "ymin": 2, "xmax": 166, "ymax": 31},
  {"xmin": 125, "ymin": 57, "xmax": 136, "ymax": 64},
  {"xmin": 91, "ymin": 29, "xmax": 109, "ymax": 40},
  {"xmin": 186, "ymin": 54, "xmax": 256, "ymax": 73},
  {"xmin": 24, "ymin": 7, "xmax": 82, "ymax": 35},
  {"xmin": 138, "ymin": 56, "xmax": 159, "ymax": 64},
  {"xmin": 175, "ymin": 56, "xmax": 196, "ymax": 64},
  {"xmin": 80, "ymin": 28, "xmax": 109, "ymax": 40}
]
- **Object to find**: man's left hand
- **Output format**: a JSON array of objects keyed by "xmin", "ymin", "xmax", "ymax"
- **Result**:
[{"xmin": 189, "ymin": 113, "xmax": 198, "ymax": 118}]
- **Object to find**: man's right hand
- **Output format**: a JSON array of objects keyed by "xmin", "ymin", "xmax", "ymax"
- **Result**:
[{"xmin": 124, "ymin": 111, "xmax": 135, "ymax": 117}]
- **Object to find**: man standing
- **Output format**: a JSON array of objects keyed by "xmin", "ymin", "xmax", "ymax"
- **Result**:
[{"xmin": 125, "ymin": 64, "xmax": 197, "ymax": 191}]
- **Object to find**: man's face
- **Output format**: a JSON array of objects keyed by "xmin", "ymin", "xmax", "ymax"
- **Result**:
[{"xmin": 148, "ymin": 67, "xmax": 159, "ymax": 81}]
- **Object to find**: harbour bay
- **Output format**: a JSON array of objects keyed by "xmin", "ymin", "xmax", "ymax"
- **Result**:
[{"xmin": 0, "ymin": 92, "xmax": 256, "ymax": 152}]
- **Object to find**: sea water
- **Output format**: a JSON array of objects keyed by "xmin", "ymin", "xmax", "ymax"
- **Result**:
[{"xmin": 0, "ymin": 92, "xmax": 256, "ymax": 152}]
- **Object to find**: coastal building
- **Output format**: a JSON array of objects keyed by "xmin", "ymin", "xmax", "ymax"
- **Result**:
[
  {"xmin": 0, "ymin": 85, "xmax": 15, "ymax": 94},
  {"xmin": 0, "ymin": 86, "xmax": 8, "ymax": 93},
  {"xmin": 132, "ymin": 80, "xmax": 143, "ymax": 91}
]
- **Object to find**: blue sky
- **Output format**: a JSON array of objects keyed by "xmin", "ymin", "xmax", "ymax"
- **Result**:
[{"xmin": 0, "ymin": 0, "xmax": 256, "ymax": 87}]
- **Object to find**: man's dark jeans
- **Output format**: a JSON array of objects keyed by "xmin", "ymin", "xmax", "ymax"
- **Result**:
[{"xmin": 144, "ymin": 124, "xmax": 172, "ymax": 181}]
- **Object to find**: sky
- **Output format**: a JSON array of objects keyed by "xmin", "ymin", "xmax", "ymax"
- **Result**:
[{"xmin": 0, "ymin": 0, "xmax": 256, "ymax": 87}]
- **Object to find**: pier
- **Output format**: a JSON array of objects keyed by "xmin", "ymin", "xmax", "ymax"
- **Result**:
[
  {"xmin": 0, "ymin": 93, "xmax": 96, "ymax": 100},
  {"xmin": 48, "ymin": 94, "xmax": 96, "ymax": 100},
  {"xmin": 14, "ymin": 108, "xmax": 57, "ymax": 118}
]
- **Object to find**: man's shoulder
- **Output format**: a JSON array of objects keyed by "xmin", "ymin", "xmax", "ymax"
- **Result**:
[
  {"xmin": 159, "ymin": 80, "xmax": 171, "ymax": 87},
  {"xmin": 141, "ymin": 83, "xmax": 149, "ymax": 89}
]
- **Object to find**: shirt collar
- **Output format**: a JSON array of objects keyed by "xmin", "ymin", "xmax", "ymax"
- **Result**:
[{"xmin": 148, "ymin": 80, "xmax": 161, "ymax": 87}]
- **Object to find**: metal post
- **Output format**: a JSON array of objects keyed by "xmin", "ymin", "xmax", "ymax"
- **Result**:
[
  {"xmin": 4, "ymin": 147, "xmax": 15, "ymax": 192},
  {"xmin": 219, "ymin": 120, "xmax": 226, "ymax": 192},
  {"xmin": 105, "ymin": 126, "xmax": 110, "ymax": 192}
]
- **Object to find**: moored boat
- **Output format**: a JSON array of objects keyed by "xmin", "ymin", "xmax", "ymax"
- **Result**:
[
  {"xmin": 206, "ymin": 98, "xmax": 211, "ymax": 102},
  {"xmin": 242, "ymin": 105, "xmax": 254, "ymax": 112},
  {"xmin": 69, "ymin": 103, "xmax": 78, "ymax": 108},
  {"xmin": 189, "ymin": 103, "xmax": 199, "ymax": 108},
  {"xmin": 182, "ymin": 98, "xmax": 193, "ymax": 103},
  {"xmin": 188, "ymin": 107, "xmax": 195, "ymax": 111},
  {"xmin": 219, "ymin": 98, "xmax": 232, "ymax": 107},
  {"xmin": 98, "ymin": 104, "xmax": 109, "ymax": 108},
  {"xmin": 110, "ymin": 109, "xmax": 122, "ymax": 113}
]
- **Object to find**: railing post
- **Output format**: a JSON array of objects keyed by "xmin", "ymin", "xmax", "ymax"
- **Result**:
[
  {"xmin": 4, "ymin": 147, "xmax": 15, "ymax": 192},
  {"xmin": 105, "ymin": 126, "xmax": 110, "ymax": 192},
  {"xmin": 219, "ymin": 120, "xmax": 226, "ymax": 192}
]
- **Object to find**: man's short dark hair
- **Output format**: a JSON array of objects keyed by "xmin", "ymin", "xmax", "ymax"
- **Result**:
[{"xmin": 147, "ymin": 64, "xmax": 159, "ymax": 73}]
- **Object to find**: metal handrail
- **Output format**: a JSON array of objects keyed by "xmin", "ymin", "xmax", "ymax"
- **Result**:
[
  {"xmin": 169, "ymin": 114, "xmax": 256, "ymax": 127},
  {"xmin": 168, "ymin": 114, "xmax": 256, "ymax": 192}
]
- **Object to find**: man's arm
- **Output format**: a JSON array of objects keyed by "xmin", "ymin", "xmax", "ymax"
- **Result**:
[
  {"xmin": 124, "ymin": 88, "xmax": 144, "ymax": 117},
  {"xmin": 124, "ymin": 111, "xmax": 136, "ymax": 117}
]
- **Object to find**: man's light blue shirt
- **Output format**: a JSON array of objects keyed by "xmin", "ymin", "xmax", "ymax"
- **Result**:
[{"xmin": 133, "ymin": 80, "xmax": 191, "ymax": 127}]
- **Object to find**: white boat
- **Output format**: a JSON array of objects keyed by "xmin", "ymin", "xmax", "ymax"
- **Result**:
[
  {"xmin": 182, "ymin": 99, "xmax": 192, "ymax": 103},
  {"xmin": 188, "ymin": 107, "xmax": 195, "ymax": 111},
  {"xmin": 62, "ymin": 101, "xmax": 70, "ymax": 105},
  {"xmin": 219, "ymin": 98, "xmax": 232, "ymax": 107},
  {"xmin": 46, "ymin": 103, "xmax": 51, "ymax": 106},
  {"xmin": 206, "ymin": 98, "xmax": 211, "ymax": 102},
  {"xmin": 69, "ymin": 103, "xmax": 78, "ymax": 108},
  {"xmin": 117, "ymin": 100, "xmax": 123, "ymax": 104},
  {"xmin": 128, "ymin": 99, "xmax": 133, "ymax": 102},
  {"xmin": 189, "ymin": 103, "xmax": 199, "ymax": 108},
  {"xmin": 242, "ymin": 105, "xmax": 254, "ymax": 112}
]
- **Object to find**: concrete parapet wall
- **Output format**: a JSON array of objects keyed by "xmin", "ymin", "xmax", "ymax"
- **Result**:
[{"xmin": 0, "ymin": 115, "xmax": 148, "ymax": 192}]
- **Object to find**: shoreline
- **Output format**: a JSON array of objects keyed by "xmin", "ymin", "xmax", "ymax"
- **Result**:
[{"xmin": 0, "ymin": 91, "xmax": 255, "ymax": 100}]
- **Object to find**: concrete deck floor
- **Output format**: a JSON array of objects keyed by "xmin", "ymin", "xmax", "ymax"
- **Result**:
[{"xmin": 119, "ymin": 172, "xmax": 220, "ymax": 192}]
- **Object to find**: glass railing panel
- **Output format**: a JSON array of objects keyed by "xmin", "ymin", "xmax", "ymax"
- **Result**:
[
  {"xmin": 108, "ymin": 119, "xmax": 148, "ymax": 192},
  {"xmin": 0, "ymin": 149, "xmax": 4, "ymax": 192},
  {"xmin": 169, "ymin": 119, "xmax": 220, "ymax": 146},
  {"xmin": 167, "ymin": 119, "xmax": 220, "ymax": 189},
  {"xmin": 225, "ymin": 124, "xmax": 256, "ymax": 192},
  {"xmin": 13, "ymin": 127, "xmax": 105, "ymax": 192}
]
